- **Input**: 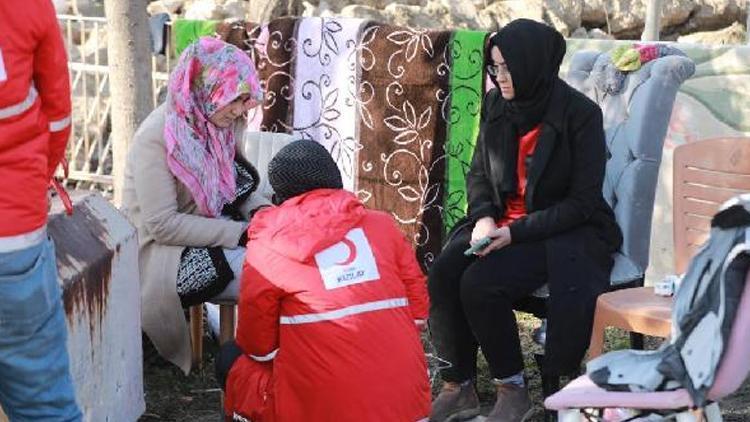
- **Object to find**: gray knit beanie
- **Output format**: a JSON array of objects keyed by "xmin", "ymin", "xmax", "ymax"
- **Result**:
[{"xmin": 268, "ymin": 140, "xmax": 343, "ymax": 203}]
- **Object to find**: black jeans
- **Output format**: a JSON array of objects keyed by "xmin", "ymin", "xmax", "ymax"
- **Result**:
[{"xmin": 428, "ymin": 225, "xmax": 547, "ymax": 382}]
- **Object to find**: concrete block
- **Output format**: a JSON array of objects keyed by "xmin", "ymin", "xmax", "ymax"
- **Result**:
[
  {"xmin": 50, "ymin": 192, "xmax": 145, "ymax": 421},
  {"xmin": 0, "ymin": 192, "xmax": 144, "ymax": 421}
]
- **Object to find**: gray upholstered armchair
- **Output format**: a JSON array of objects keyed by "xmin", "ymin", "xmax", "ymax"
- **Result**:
[
  {"xmin": 567, "ymin": 49, "xmax": 696, "ymax": 287},
  {"xmin": 522, "ymin": 48, "xmax": 695, "ymax": 411}
]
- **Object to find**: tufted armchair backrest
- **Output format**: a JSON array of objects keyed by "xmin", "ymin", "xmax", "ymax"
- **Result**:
[
  {"xmin": 235, "ymin": 130, "xmax": 295, "ymax": 215},
  {"xmin": 565, "ymin": 50, "xmax": 695, "ymax": 286}
]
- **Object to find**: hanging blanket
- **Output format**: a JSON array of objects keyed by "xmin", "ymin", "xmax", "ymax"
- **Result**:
[
  {"xmin": 291, "ymin": 18, "xmax": 365, "ymax": 192},
  {"xmin": 174, "ymin": 17, "xmax": 494, "ymax": 272},
  {"xmin": 355, "ymin": 23, "xmax": 451, "ymax": 270},
  {"xmin": 443, "ymin": 30, "xmax": 487, "ymax": 235},
  {"xmin": 242, "ymin": 18, "xmax": 299, "ymax": 133},
  {"xmin": 172, "ymin": 19, "xmax": 218, "ymax": 56}
]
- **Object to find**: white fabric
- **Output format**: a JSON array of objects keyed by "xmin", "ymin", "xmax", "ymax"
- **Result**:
[
  {"xmin": 205, "ymin": 246, "xmax": 246, "ymax": 338},
  {"xmin": 291, "ymin": 17, "xmax": 364, "ymax": 192},
  {"xmin": 209, "ymin": 246, "xmax": 246, "ymax": 303}
]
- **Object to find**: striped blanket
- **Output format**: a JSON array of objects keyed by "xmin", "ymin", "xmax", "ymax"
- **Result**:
[{"xmin": 174, "ymin": 18, "xmax": 490, "ymax": 271}]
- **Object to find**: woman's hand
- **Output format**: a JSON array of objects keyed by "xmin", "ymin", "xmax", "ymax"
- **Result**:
[
  {"xmin": 476, "ymin": 226, "xmax": 512, "ymax": 257},
  {"xmin": 471, "ymin": 217, "xmax": 497, "ymax": 245}
]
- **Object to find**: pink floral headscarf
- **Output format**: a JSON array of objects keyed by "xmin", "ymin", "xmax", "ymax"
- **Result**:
[{"xmin": 164, "ymin": 37, "xmax": 263, "ymax": 217}]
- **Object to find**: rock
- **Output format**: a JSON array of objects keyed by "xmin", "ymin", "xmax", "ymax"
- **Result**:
[
  {"xmin": 339, "ymin": 4, "xmax": 386, "ymax": 22},
  {"xmin": 302, "ymin": 1, "xmax": 318, "ymax": 17},
  {"xmin": 183, "ymin": 0, "xmax": 225, "ymax": 20},
  {"xmin": 579, "ymin": 0, "xmax": 743, "ymax": 39},
  {"xmin": 582, "ymin": 0, "xmax": 607, "ymax": 27},
  {"xmin": 676, "ymin": 0, "xmax": 747, "ymax": 34},
  {"xmin": 588, "ymin": 0, "xmax": 699, "ymax": 38},
  {"xmin": 312, "ymin": 0, "xmax": 422, "ymax": 12},
  {"xmin": 221, "ymin": 0, "xmax": 247, "ymax": 19},
  {"xmin": 70, "ymin": 0, "xmax": 105, "ymax": 16},
  {"xmin": 319, "ymin": 0, "xmax": 358, "ymax": 13},
  {"xmin": 660, "ymin": 0, "xmax": 698, "ymax": 29},
  {"xmin": 53, "ymin": 0, "xmax": 70, "ymax": 14},
  {"xmin": 678, "ymin": 21, "xmax": 747, "ymax": 45},
  {"xmin": 589, "ymin": 27, "xmax": 614, "ymax": 39},
  {"xmin": 383, "ymin": 1, "xmax": 450, "ymax": 29},
  {"xmin": 439, "ymin": 0, "xmax": 479, "ymax": 29},
  {"xmin": 543, "ymin": 0, "xmax": 583, "ymax": 36},
  {"xmin": 146, "ymin": 0, "xmax": 185, "ymax": 16},
  {"xmin": 67, "ymin": 25, "xmax": 108, "ymax": 69},
  {"xmin": 477, "ymin": 0, "xmax": 544, "ymax": 31},
  {"xmin": 570, "ymin": 27, "xmax": 588, "ymax": 38}
]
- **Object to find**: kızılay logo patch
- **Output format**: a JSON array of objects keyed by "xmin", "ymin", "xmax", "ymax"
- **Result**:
[{"xmin": 314, "ymin": 228, "xmax": 380, "ymax": 290}]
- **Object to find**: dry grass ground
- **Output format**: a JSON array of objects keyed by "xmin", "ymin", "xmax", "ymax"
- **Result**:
[{"xmin": 139, "ymin": 313, "xmax": 749, "ymax": 422}]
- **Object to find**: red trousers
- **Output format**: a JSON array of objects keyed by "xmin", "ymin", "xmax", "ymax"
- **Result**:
[{"xmin": 224, "ymin": 357, "xmax": 274, "ymax": 422}]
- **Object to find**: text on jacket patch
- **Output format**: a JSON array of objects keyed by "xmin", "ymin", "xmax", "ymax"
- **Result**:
[
  {"xmin": 314, "ymin": 228, "xmax": 380, "ymax": 290},
  {"xmin": 0, "ymin": 48, "xmax": 6, "ymax": 81}
]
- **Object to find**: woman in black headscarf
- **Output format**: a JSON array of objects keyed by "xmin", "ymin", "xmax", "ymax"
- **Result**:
[{"xmin": 428, "ymin": 19, "xmax": 622, "ymax": 422}]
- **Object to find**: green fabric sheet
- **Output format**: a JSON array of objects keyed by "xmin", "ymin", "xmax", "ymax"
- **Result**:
[
  {"xmin": 173, "ymin": 19, "xmax": 219, "ymax": 56},
  {"xmin": 443, "ymin": 30, "xmax": 487, "ymax": 235}
]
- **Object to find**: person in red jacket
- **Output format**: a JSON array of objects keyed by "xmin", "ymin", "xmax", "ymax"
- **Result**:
[
  {"xmin": 0, "ymin": 0, "xmax": 82, "ymax": 420},
  {"xmin": 217, "ymin": 140, "xmax": 431, "ymax": 422}
]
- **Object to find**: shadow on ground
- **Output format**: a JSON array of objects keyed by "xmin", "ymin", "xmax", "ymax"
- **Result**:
[{"xmin": 139, "ymin": 314, "xmax": 750, "ymax": 421}]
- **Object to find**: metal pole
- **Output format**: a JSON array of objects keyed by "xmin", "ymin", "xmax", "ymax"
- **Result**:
[{"xmin": 642, "ymin": 0, "xmax": 662, "ymax": 41}]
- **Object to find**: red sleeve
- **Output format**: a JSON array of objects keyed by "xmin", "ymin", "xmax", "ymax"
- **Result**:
[
  {"xmin": 34, "ymin": 1, "xmax": 72, "ymax": 179},
  {"xmin": 393, "ymin": 222, "xmax": 429, "ymax": 320},
  {"xmin": 236, "ymin": 254, "xmax": 282, "ymax": 360}
]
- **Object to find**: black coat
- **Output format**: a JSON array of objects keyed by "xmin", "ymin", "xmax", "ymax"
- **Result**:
[{"xmin": 466, "ymin": 81, "xmax": 623, "ymax": 375}]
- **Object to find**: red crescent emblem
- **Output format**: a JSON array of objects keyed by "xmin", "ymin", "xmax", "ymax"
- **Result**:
[{"xmin": 334, "ymin": 237, "xmax": 357, "ymax": 266}]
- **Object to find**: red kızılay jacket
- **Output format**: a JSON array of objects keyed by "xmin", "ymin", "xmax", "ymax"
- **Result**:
[
  {"xmin": 231, "ymin": 188, "xmax": 430, "ymax": 422},
  {"xmin": 0, "ymin": 0, "xmax": 71, "ymax": 237}
]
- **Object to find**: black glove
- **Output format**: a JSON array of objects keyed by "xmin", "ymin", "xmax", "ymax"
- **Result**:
[{"xmin": 238, "ymin": 230, "xmax": 248, "ymax": 247}]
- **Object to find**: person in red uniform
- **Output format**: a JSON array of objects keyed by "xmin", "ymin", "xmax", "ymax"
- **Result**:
[
  {"xmin": 217, "ymin": 140, "xmax": 431, "ymax": 422},
  {"xmin": 0, "ymin": 0, "xmax": 82, "ymax": 420},
  {"xmin": 428, "ymin": 19, "xmax": 622, "ymax": 422}
]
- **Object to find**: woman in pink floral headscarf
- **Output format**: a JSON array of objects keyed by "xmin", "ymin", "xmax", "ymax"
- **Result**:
[{"xmin": 122, "ymin": 37, "xmax": 266, "ymax": 373}]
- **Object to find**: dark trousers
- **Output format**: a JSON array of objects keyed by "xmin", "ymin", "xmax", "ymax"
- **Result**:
[
  {"xmin": 428, "ymin": 226, "xmax": 547, "ymax": 382},
  {"xmin": 216, "ymin": 340, "xmax": 243, "ymax": 391}
]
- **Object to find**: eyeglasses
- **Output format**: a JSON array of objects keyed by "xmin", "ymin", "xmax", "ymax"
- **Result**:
[{"xmin": 486, "ymin": 63, "xmax": 510, "ymax": 77}]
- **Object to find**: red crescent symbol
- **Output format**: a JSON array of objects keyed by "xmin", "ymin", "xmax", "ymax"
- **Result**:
[{"xmin": 334, "ymin": 237, "xmax": 357, "ymax": 266}]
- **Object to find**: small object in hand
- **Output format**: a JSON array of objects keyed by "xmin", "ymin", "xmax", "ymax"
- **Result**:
[{"xmin": 464, "ymin": 236, "xmax": 493, "ymax": 256}]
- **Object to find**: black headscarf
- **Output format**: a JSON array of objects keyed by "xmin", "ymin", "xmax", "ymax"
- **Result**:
[{"xmin": 486, "ymin": 19, "xmax": 566, "ymax": 195}]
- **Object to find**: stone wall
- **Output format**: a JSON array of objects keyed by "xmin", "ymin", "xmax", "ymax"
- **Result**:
[{"xmin": 114, "ymin": 0, "xmax": 750, "ymax": 43}]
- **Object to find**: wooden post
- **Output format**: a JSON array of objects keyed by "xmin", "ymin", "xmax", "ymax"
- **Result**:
[
  {"xmin": 103, "ymin": 0, "xmax": 153, "ymax": 205},
  {"xmin": 190, "ymin": 305, "xmax": 204, "ymax": 370},
  {"xmin": 219, "ymin": 304, "xmax": 236, "ymax": 345},
  {"xmin": 642, "ymin": 0, "xmax": 662, "ymax": 41}
]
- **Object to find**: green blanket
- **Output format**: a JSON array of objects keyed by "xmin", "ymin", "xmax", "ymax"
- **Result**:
[
  {"xmin": 172, "ymin": 19, "xmax": 219, "ymax": 56},
  {"xmin": 444, "ymin": 30, "xmax": 487, "ymax": 234}
]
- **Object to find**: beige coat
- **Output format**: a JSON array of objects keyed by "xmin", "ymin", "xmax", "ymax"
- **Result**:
[{"xmin": 122, "ymin": 104, "xmax": 264, "ymax": 373}]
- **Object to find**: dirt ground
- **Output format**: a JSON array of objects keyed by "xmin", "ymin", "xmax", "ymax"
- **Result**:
[{"xmin": 139, "ymin": 315, "xmax": 750, "ymax": 422}]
